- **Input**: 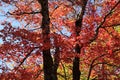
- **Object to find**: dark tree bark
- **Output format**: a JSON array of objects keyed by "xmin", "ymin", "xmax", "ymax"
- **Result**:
[
  {"xmin": 73, "ymin": 44, "xmax": 81, "ymax": 80},
  {"xmin": 73, "ymin": 0, "xmax": 88, "ymax": 80},
  {"xmin": 38, "ymin": 0, "xmax": 55, "ymax": 80}
]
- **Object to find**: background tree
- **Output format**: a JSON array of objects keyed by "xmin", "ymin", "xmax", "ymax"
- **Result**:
[{"xmin": 0, "ymin": 0, "xmax": 120, "ymax": 80}]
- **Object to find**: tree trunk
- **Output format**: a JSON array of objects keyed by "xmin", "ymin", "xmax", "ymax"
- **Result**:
[
  {"xmin": 73, "ymin": 1, "xmax": 88, "ymax": 80},
  {"xmin": 38, "ymin": 0, "xmax": 55, "ymax": 80},
  {"xmin": 73, "ymin": 44, "xmax": 81, "ymax": 80}
]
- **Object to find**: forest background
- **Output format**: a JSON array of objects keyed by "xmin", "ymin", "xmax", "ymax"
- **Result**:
[{"xmin": 0, "ymin": 0, "xmax": 120, "ymax": 80}]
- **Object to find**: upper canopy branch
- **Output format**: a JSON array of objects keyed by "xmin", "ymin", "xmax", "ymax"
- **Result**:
[
  {"xmin": 89, "ymin": 0, "xmax": 120, "ymax": 44},
  {"xmin": 7, "ymin": 11, "xmax": 41, "ymax": 15}
]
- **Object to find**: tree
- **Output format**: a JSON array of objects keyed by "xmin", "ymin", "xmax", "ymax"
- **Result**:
[
  {"xmin": 0, "ymin": 0, "xmax": 120, "ymax": 80},
  {"xmin": 38, "ymin": 0, "xmax": 55, "ymax": 80}
]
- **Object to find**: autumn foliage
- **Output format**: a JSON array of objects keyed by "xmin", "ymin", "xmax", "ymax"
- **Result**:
[{"xmin": 0, "ymin": 0, "xmax": 120, "ymax": 80}]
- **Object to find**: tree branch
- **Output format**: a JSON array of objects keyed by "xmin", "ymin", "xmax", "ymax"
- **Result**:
[
  {"xmin": 7, "ymin": 11, "xmax": 41, "ymax": 15},
  {"xmin": 87, "ymin": 54, "xmax": 107, "ymax": 80},
  {"xmin": 102, "ymin": 27, "xmax": 114, "ymax": 36},
  {"xmin": 102, "ymin": 23, "xmax": 120, "ymax": 28},
  {"xmin": 93, "ymin": 62, "xmax": 120, "ymax": 68},
  {"xmin": 89, "ymin": 0, "xmax": 120, "ymax": 43},
  {"xmin": 15, "ymin": 47, "xmax": 39, "ymax": 70},
  {"xmin": 87, "ymin": 46, "xmax": 120, "ymax": 80}
]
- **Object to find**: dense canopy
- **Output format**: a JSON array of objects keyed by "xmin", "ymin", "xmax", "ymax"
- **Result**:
[{"xmin": 0, "ymin": 0, "xmax": 120, "ymax": 80}]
